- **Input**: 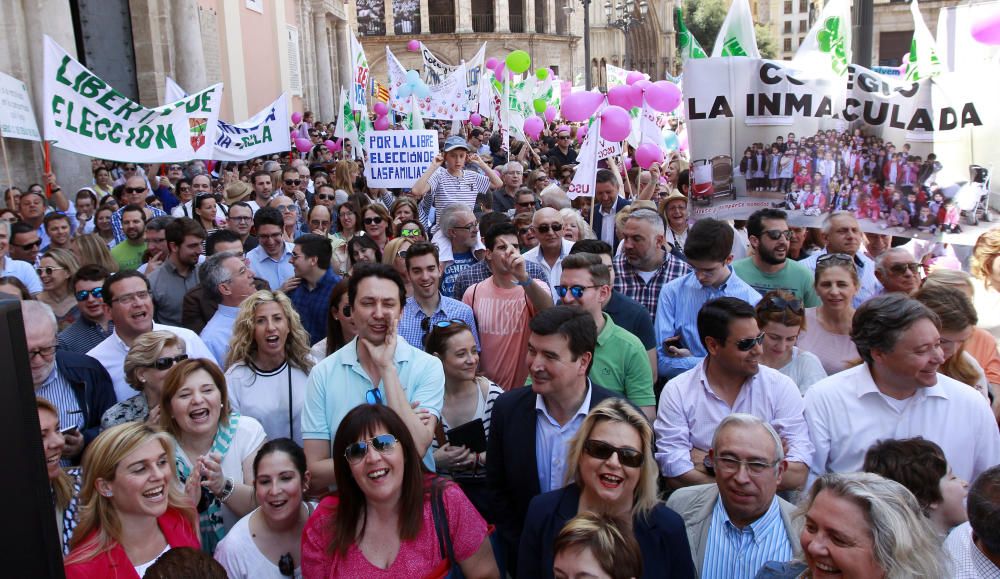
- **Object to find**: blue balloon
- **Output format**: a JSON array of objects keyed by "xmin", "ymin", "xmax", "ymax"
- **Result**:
[
  {"xmin": 397, "ymin": 85, "xmax": 412, "ymax": 99},
  {"xmin": 662, "ymin": 129, "xmax": 679, "ymax": 151},
  {"xmin": 414, "ymin": 83, "xmax": 431, "ymax": 99},
  {"xmin": 406, "ymin": 70, "xmax": 421, "ymax": 84}
]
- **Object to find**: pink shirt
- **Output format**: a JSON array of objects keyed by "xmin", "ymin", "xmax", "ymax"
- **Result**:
[
  {"xmin": 301, "ymin": 480, "xmax": 488, "ymax": 579},
  {"xmin": 796, "ymin": 308, "xmax": 860, "ymax": 375}
]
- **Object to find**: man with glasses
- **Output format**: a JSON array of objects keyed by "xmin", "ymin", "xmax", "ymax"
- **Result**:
[
  {"xmin": 399, "ymin": 242, "xmax": 479, "ymax": 352},
  {"xmin": 268, "ymin": 194, "xmax": 302, "ymax": 240},
  {"xmin": 655, "ymin": 297, "xmax": 811, "ymax": 491},
  {"xmin": 226, "ymin": 201, "xmax": 258, "ymax": 252},
  {"xmin": 0, "ymin": 220, "xmax": 42, "ymax": 293},
  {"xmin": 666, "ymin": 414, "xmax": 802, "ymax": 578},
  {"xmin": 799, "ymin": 211, "xmax": 882, "ymax": 307},
  {"xmin": 136, "ymin": 216, "xmax": 173, "ymax": 276},
  {"xmin": 733, "ymin": 208, "xmax": 819, "ymax": 306},
  {"xmin": 302, "ymin": 263, "xmax": 444, "ymax": 490},
  {"xmin": 199, "ymin": 249, "xmax": 259, "ymax": 362},
  {"xmin": 492, "ymin": 161, "xmax": 524, "ymax": 214},
  {"xmin": 280, "ymin": 168, "xmax": 307, "ymax": 210},
  {"xmin": 109, "ymin": 205, "xmax": 148, "ymax": 271},
  {"xmin": 10, "ymin": 221, "xmax": 43, "ymax": 265},
  {"xmin": 87, "ymin": 270, "xmax": 215, "ymax": 401},
  {"xmin": 58, "ymin": 265, "xmax": 114, "ymax": 353},
  {"xmin": 549, "ymin": 129, "xmax": 578, "ymax": 167},
  {"xmin": 558, "ymin": 253, "xmax": 654, "ymax": 418},
  {"xmin": 523, "ymin": 208, "xmax": 575, "ymax": 300},
  {"xmin": 23, "ymin": 300, "xmax": 115, "ymax": 464},
  {"xmin": 286, "ymin": 233, "xmax": 342, "ymax": 344},
  {"xmin": 246, "ymin": 207, "xmax": 295, "ymax": 291},
  {"xmin": 874, "ymin": 246, "xmax": 920, "ymax": 295},
  {"xmin": 438, "ymin": 206, "xmax": 481, "ymax": 296},
  {"xmin": 514, "ymin": 189, "xmax": 539, "ymax": 217},
  {"xmin": 110, "ymin": 176, "xmax": 167, "ymax": 244}
]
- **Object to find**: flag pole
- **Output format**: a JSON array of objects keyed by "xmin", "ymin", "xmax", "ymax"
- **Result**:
[{"xmin": 0, "ymin": 128, "xmax": 13, "ymax": 195}]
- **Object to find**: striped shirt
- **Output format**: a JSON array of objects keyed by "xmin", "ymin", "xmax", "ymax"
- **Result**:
[
  {"xmin": 430, "ymin": 378, "xmax": 503, "ymax": 481},
  {"xmin": 613, "ymin": 251, "xmax": 692, "ymax": 320},
  {"xmin": 702, "ymin": 496, "xmax": 793, "ymax": 579},
  {"xmin": 36, "ymin": 363, "xmax": 83, "ymax": 433},
  {"xmin": 58, "ymin": 317, "xmax": 115, "ymax": 354},
  {"xmin": 419, "ymin": 167, "xmax": 491, "ymax": 230}
]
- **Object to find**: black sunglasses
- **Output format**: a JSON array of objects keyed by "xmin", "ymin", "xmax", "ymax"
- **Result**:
[
  {"xmin": 732, "ymin": 332, "xmax": 766, "ymax": 352},
  {"xmin": 75, "ymin": 287, "xmax": 104, "ymax": 302},
  {"xmin": 759, "ymin": 229, "xmax": 793, "ymax": 240},
  {"xmin": 534, "ymin": 223, "xmax": 562, "ymax": 234},
  {"xmin": 125, "ymin": 186, "xmax": 147, "ymax": 194},
  {"xmin": 317, "ymin": 194, "xmax": 336, "ymax": 201},
  {"xmin": 887, "ymin": 262, "xmax": 920, "ymax": 275},
  {"xmin": 344, "ymin": 433, "xmax": 398, "ymax": 464},
  {"xmin": 582, "ymin": 439, "xmax": 644, "ymax": 468},
  {"xmin": 147, "ymin": 354, "xmax": 188, "ymax": 371},
  {"xmin": 284, "ymin": 179, "xmax": 302, "ymax": 185},
  {"xmin": 364, "ymin": 216, "xmax": 383, "ymax": 226}
]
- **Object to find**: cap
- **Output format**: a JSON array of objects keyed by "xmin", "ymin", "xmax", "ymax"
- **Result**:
[{"xmin": 443, "ymin": 136, "xmax": 470, "ymax": 152}]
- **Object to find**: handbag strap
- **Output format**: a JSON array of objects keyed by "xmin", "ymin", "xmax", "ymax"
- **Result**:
[{"xmin": 430, "ymin": 477, "xmax": 457, "ymax": 565}]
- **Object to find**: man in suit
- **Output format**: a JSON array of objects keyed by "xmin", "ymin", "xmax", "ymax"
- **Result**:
[
  {"xmin": 666, "ymin": 413, "xmax": 802, "ymax": 579},
  {"xmin": 487, "ymin": 305, "xmax": 621, "ymax": 576},
  {"xmin": 592, "ymin": 168, "xmax": 630, "ymax": 248}
]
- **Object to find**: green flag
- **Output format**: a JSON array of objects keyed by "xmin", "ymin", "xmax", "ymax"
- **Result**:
[
  {"xmin": 710, "ymin": 0, "xmax": 760, "ymax": 59},
  {"xmin": 676, "ymin": 6, "xmax": 707, "ymax": 61}
]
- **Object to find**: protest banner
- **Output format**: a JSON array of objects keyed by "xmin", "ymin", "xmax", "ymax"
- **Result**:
[
  {"xmin": 569, "ymin": 116, "xmax": 601, "ymax": 202},
  {"xmin": 0, "ymin": 72, "xmax": 41, "ymax": 141},
  {"xmin": 349, "ymin": 29, "xmax": 370, "ymax": 113},
  {"xmin": 43, "ymin": 36, "xmax": 222, "ymax": 162},
  {"xmin": 363, "ymin": 129, "xmax": 438, "ymax": 188},
  {"xmin": 388, "ymin": 47, "xmax": 467, "ymax": 120},
  {"xmin": 421, "ymin": 42, "xmax": 485, "ymax": 114}
]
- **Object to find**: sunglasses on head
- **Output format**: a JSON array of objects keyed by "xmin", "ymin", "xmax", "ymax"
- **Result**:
[
  {"xmin": 760, "ymin": 229, "xmax": 793, "ymax": 240},
  {"xmin": 534, "ymin": 222, "xmax": 562, "ymax": 234},
  {"xmin": 761, "ymin": 296, "xmax": 803, "ymax": 314},
  {"xmin": 816, "ymin": 252, "xmax": 856, "ymax": 268},
  {"xmin": 147, "ymin": 354, "xmax": 188, "ymax": 371},
  {"xmin": 421, "ymin": 318, "xmax": 467, "ymax": 333},
  {"xmin": 582, "ymin": 439, "xmax": 644, "ymax": 468},
  {"xmin": 365, "ymin": 386, "xmax": 384, "ymax": 405},
  {"xmin": 887, "ymin": 262, "xmax": 920, "ymax": 275},
  {"xmin": 555, "ymin": 285, "xmax": 598, "ymax": 299},
  {"xmin": 344, "ymin": 433, "xmax": 398, "ymax": 464},
  {"xmin": 732, "ymin": 332, "xmax": 766, "ymax": 352},
  {"xmin": 364, "ymin": 216, "xmax": 383, "ymax": 225},
  {"xmin": 75, "ymin": 287, "xmax": 104, "ymax": 302}
]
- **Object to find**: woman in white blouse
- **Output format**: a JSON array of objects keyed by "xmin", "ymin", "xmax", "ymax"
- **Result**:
[{"xmin": 754, "ymin": 290, "xmax": 827, "ymax": 394}]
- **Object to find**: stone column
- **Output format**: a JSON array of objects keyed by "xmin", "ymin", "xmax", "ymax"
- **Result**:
[
  {"xmin": 456, "ymin": 0, "xmax": 473, "ymax": 33},
  {"xmin": 547, "ymin": 1, "xmax": 557, "ymax": 34},
  {"xmin": 384, "ymin": 0, "xmax": 395, "ymax": 35},
  {"xmin": 171, "ymin": 0, "xmax": 208, "ymax": 91},
  {"xmin": 313, "ymin": 13, "xmax": 335, "ymax": 120},
  {"xmin": 496, "ymin": 0, "xmax": 510, "ymax": 33},
  {"xmin": 420, "ymin": 0, "xmax": 430, "ymax": 34},
  {"xmin": 525, "ymin": 0, "xmax": 535, "ymax": 33},
  {"xmin": 336, "ymin": 19, "xmax": 352, "ymax": 95}
]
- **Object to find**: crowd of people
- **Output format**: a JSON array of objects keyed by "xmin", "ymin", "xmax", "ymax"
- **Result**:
[{"xmin": 4, "ymin": 113, "xmax": 1000, "ymax": 578}]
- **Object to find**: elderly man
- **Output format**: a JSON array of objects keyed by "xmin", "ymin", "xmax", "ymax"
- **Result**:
[
  {"xmin": 199, "ymin": 250, "xmax": 258, "ymax": 363},
  {"xmin": 874, "ymin": 247, "xmax": 921, "ymax": 295},
  {"xmin": 804, "ymin": 294, "xmax": 1000, "ymax": 484},
  {"xmin": 493, "ymin": 161, "xmax": 524, "ymax": 214},
  {"xmin": 799, "ymin": 211, "xmax": 883, "ymax": 307},
  {"xmin": 667, "ymin": 414, "xmax": 802, "ymax": 579},
  {"xmin": 438, "ymin": 205, "xmax": 481, "ymax": 296},
  {"xmin": 523, "ymin": 207, "xmax": 575, "ymax": 300},
  {"xmin": 24, "ymin": 300, "xmax": 115, "ymax": 462}
]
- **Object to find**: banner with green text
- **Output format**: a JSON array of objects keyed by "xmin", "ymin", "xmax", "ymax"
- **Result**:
[{"xmin": 43, "ymin": 36, "xmax": 223, "ymax": 162}]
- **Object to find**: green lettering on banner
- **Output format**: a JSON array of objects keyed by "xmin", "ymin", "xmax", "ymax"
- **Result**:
[
  {"xmin": 64, "ymin": 99, "xmax": 79, "ymax": 133},
  {"xmin": 199, "ymin": 87, "xmax": 217, "ymax": 112},
  {"xmin": 96, "ymin": 88, "xmax": 124, "ymax": 112},
  {"xmin": 114, "ymin": 99, "xmax": 144, "ymax": 121},
  {"xmin": 55, "ymin": 55, "xmax": 74, "ymax": 87},
  {"xmin": 77, "ymin": 106, "xmax": 96, "ymax": 137},
  {"xmin": 261, "ymin": 125, "xmax": 272, "ymax": 143},
  {"xmin": 135, "ymin": 125, "xmax": 153, "ymax": 149},
  {"xmin": 154, "ymin": 125, "xmax": 176, "ymax": 149},
  {"xmin": 79, "ymin": 75, "xmax": 107, "ymax": 99},
  {"xmin": 51, "ymin": 95, "xmax": 66, "ymax": 127}
]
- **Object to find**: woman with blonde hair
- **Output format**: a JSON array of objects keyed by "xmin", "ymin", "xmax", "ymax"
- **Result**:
[
  {"xmin": 101, "ymin": 331, "xmax": 187, "ymax": 429},
  {"xmin": 970, "ymin": 227, "xmax": 1000, "ymax": 340},
  {"xmin": 332, "ymin": 159, "xmax": 358, "ymax": 197},
  {"xmin": 73, "ymin": 233, "xmax": 119, "ymax": 274},
  {"xmin": 37, "ymin": 247, "xmax": 81, "ymax": 331},
  {"xmin": 63, "ymin": 422, "xmax": 199, "ymax": 577},
  {"xmin": 518, "ymin": 398, "xmax": 694, "ymax": 578},
  {"xmin": 552, "ymin": 512, "xmax": 644, "ymax": 579},
  {"xmin": 389, "ymin": 197, "xmax": 421, "ymax": 232},
  {"xmin": 381, "ymin": 236, "xmax": 413, "ymax": 296},
  {"xmin": 37, "ymin": 397, "xmax": 83, "ymax": 555},
  {"xmin": 224, "ymin": 290, "xmax": 314, "ymax": 446}
]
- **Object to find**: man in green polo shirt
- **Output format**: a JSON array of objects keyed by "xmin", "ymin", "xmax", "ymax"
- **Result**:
[
  {"xmin": 732, "ymin": 208, "xmax": 819, "ymax": 306},
  {"xmin": 109, "ymin": 204, "xmax": 147, "ymax": 271},
  {"xmin": 558, "ymin": 252, "xmax": 655, "ymax": 419}
]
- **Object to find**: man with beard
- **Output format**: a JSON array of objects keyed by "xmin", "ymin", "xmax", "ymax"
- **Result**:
[
  {"xmin": 110, "ymin": 176, "xmax": 167, "ymax": 243},
  {"xmin": 733, "ymin": 209, "xmax": 819, "ymax": 306},
  {"xmin": 655, "ymin": 297, "xmax": 811, "ymax": 491},
  {"xmin": 613, "ymin": 208, "xmax": 691, "ymax": 319},
  {"xmin": 148, "ymin": 217, "xmax": 205, "ymax": 326},
  {"xmin": 109, "ymin": 205, "xmax": 148, "ymax": 271}
]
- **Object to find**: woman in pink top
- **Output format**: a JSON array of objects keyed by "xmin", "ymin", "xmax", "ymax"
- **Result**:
[
  {"xmin": 796, "ymin": 253, "xmax": 861, "ymax": 374},
  {"xmin": 301, "ymin": 404, "xmax": 498, "ymax": 579}
]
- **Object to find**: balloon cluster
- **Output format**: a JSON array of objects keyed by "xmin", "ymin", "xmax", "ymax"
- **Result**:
[
  {"xmin": 560, "ymin": 71, "xmax": 682, "ymax": 145},
  {"xmin": 373, "ymin": 102, "xmax": 391, "ymax": 131}
]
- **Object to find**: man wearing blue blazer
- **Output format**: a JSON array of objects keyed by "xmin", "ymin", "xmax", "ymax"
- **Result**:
[{"xmin": 591, "ymin": 169, "xmax": 630, "ymax": 249}]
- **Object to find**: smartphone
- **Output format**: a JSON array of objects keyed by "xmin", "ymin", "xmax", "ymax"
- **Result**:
[
  {"xmin": 59, "ymin": 425, "xmax": 80, "ymax": 437},
  {"xmin": 663, "ymin": 335, "xmax": 684, "ymax": 350}
]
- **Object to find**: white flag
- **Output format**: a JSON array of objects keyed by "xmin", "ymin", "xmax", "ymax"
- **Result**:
[
  {"xmin": 792, "ymin": 0, "xmax": 852, "ymax": 78},
  {"xmin": 711, "ymin": 0, "xmax": 760, "ymax": 58},
  {"xmin": 904, "ymin": 0, "xmax": 945, "ymax": 81},
  {"xmin": 348, "ymin": 29, "xmax": 370, "ymax": 112},
  {"xmin": 568, "ymin": 116, "xmax": 601, "ymax": 200}
]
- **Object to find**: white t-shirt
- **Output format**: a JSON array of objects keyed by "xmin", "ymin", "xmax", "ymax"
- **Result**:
[
  {"xmin": 175, "ymin": 415, "xmax": 267, "ymax": 533},
  {"xmin": 214, "ymin": 508, "xmax": 304, "ymax": 579},
  {"xmin": 225, "ymin": 361, "xmax": 311, "ymax": 446},
  {"xmin": 133, "ymin": 545, "xmax": 170, "ymax": 577}
]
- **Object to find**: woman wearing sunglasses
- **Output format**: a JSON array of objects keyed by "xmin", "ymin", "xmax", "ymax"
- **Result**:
[
  {"xmin": 160, "ymin": 358, "xmax": 266, "ymax": 554},
  {"xmin": 101, "ymin": 331, "xmax": 187, "ymax": 429},
  {"xmin": 424, "ymin": 320, "xmax": 503, "ymax": 519},
  {"xmin": 395, "ymin": 219, "xmax": 427, "ymax": 242},
  {"xmin": 753, "ymin": 290, "xmax": 827, "ymax": 395},
  {"xmin": 381, "ymin": 237, "xmax": 413, "ymax": 296},
  {"xmin": 37, "ymin": 248, "xmax": 81, "ymax": 332},
  {"xmin": 362, "ymin": 205, "xmax": 391, "ymax": 253},
  {"xmin": 312, "ymin": 279, "xmax": 356, "ymax": 360},
  {"xmin": 795, "ymin": 253, "xmax": 861, "ymax": 374},
  {"xmin": 301, "ymin": 404, "xmax": 497, "ymax": 578},
  {"xmin": 518, "ymin": 399, "xmax": 694, "ymax": 579},
  {"xmin": 215, "ymin": 438, "xmax": 314, "ymax": 578}
]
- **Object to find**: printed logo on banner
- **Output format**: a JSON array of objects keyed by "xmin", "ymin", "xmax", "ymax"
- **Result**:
[
  {"xmin": 189, "ymin": 118, "xmax": 208, "ymax": 151},
  {"xmin": 817, "ymin": 17, "xmax": 848, "ymax": 76}
]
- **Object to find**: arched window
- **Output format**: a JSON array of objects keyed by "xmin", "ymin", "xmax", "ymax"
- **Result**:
[{"xmin": 599, "ymin": 58, "xmax": 607, "ymax": 90}]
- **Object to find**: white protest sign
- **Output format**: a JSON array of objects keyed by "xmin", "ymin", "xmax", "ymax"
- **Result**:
[
  {"xmin": 364, "ymin": 129, "xmax": 438, "ymax": 188},
  {"xmin": 569, "ymin": 116, "xmax": 601, "ymax": 199},
  {"xmin": 43, "ymin": 36, "xmax": 222, "ymax": 162},
  {"xmin": 0, "ymin": 72, "xmax": 41, "ymax": 141}
]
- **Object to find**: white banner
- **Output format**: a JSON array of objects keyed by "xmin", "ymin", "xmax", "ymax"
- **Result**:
[
  {"xmin": 363, "ymin": 130, "xmax": 438, "ymax": 188},
  {"xmin": 569, "ymin": 116, "xmax": 601, "ymax": 200},
  {"xmin": 387, "ymin": 47, "xmax": 467, "ymax": 120},
  {"xmin": 0, "ymin": 71, "xmax": 41, "ymax": 141},
  {"xmin": 43, "ymin": 36, "xmax": 222, "ymax": 161},
  {"xmin": 349, "ymin": 30, "xmax": 370, "ymax": 112},
  {"xmin": 421, "ymin": 42, "xmax": 485, "ymax": 115}
]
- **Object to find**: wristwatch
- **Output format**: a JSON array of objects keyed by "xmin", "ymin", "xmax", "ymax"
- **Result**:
[{"xmin": 217, "ymin": 477, "xmax": 236, "ymax": 503}]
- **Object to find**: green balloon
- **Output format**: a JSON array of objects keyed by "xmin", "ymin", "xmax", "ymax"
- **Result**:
[
  {"xmin": 492, "ymin": 79, "xmax": 503, "ymax": 94},
  {"xmin": 506, "ymin": 50, "xmax": 531, "ymax": 74},
  {"xmin": 535, "ymin": 68, "xmax": 549, "ymax": 80},
  {"xmin": 533, "ymin": 99, "xmax": 547, "ymax": 114}
]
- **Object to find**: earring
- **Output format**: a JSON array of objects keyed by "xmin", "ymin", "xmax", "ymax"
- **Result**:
[{"xmin": 104, "ymin": 491, "xmax": 113, "ymax": 497}]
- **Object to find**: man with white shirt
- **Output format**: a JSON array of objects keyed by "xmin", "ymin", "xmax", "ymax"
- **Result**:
[
  {"xmin": 523, "ymin": 207, "xmax": 575, "ymax": 300},
  {"xmin": 246, "ymin": 207, "xmax": 294, "ymax": 290},
  {"xmin": 799, "ymin": 211, "xmax": 882, "ymax": 307},
  {"xmin": 804, "ymin": 294, "xmax": 1000, "ymax": 484},
  {"xmin": 87, "ymin": 270, "xmax": 217, "ymax": 402},
  {"xmin": 592, "ymin": 169, "xmax": 630, "ymax": 248}
]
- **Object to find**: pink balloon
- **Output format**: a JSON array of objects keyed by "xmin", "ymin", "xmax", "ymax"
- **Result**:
[
  {"xmin": 294, "ymin": 138, "xmax": 312, "ymax": 153},
  {"xmin": 599, "ymin": 106, "xmax": 631, "ymax": 142},
  {"xmin": 332, "ymin": 138, "xmax": 343, "ymax": 152},
  {"xmin": 523, "ymin": 116, "xmax": 544, "ymax": 140},
  {"xmin": 373, "ymin": 102, "xmax": 388, "ymax": 116},
  {"xmin": 635, "ymin": 143, "xmax": 664, "ymax": 169},
  {"xmin": 623, "ymin": 157, "xmax": 633, "ymax": 171},
  {"xmin": 494, "ymin": 63, "xmax": 505, "ymax": 79},
  {"xmin": 485, "ymin": 57, "xmax": 499, "ymax": 70},
  {"xmin": 561, "ymin": 91, "xmax": 606, "ymax": 122},
  {"xmin": 645, "ymin": 81, "xmax": 682, "ymax": 113},
  {"xmin": 626, "ymin": 71, "xmax": 646, "ymax": 86},
  {"xmin": 608, "ymin": 85, "xmax": 642, "ymax": 110},
  {"xmin": 576, "ymin": 124, "xmax": 588, "ymax": 142},
  {"xmin": 291, "ymin": 111, "xmax": 303, "ymax": 125},
  {"xmin": 324, "ymin": 139, "xmax": 336, "ymax": 152},
  {"xmin": 407, "ymin": 39, "xmax": 420, "ymax": 52},
  {"xmin": 972, "ymin": 10, "xmax": 1000, "ymax": 45},
  {"xmin": 544, "ymin": 106, "xmax": 557, "ymax": 123},
  {"xmin": 374, "ymin": 116, "xmax": 390, "ymax": 130},
  {"xmin": 469, "ymin": 113, "xmax": 483, "ymax": 126},
  {"xmin": 634, "ymin": 79, "xmax": 652, "ymax": 91}
]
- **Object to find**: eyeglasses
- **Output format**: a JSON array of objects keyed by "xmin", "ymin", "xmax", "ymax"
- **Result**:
[
  {"xmin": 732, "ymin": 332, "xmax": 766, "ymax": 352},
  {"xmin": 451, "ymin": 222, "xmax": 478, "ymax": 232},
  {"xmin": 317, "ymin": 194, "xmax": 336, "ymax": 201},
  {"xmin": 761, "ymin": 296, "xmax": 803, "ymax": 315},
  {"xmin": 518, "ymin": 227, "xmax": 532, "ymax": 236},
  {"xmin": 887, "ymin": 262, "xmax": 920, "ymax": 275},
  {"xmin": 36, "ymin": 266, "xmax": 66, "ymax": 277},
  {"xmin": 759, "ymin": 229, "xmax": 793, "ymax": 240},
  {"xmin": 28, "ymin": 345, "xmax": 57, "ymax": 360},
  {"xmin": 582, "ymin": 439, "xmax": 644, "ymax": 468},
  {"xmin": 147, "ymin": 354, "xmax": 188, "ymax": 371},
  {"xmin": 712, "ymin": 455, "xmax": 779, "ymax": 476},
  {"xmin": 275, "ymin": 204, "xmax": 299, "ymax": 214},
  {"xmin": 14, "ymin": 239, "xmax": 42, "ymax": 251},
  {"xmin": 111, "ymin": 289, "xmax": 150, "ymax": 305},
  {"xmin": 75, "ymin": 287, "xmax": 104, "ymax": 302},
  {"xmin": 400, "ymin": 228, "xmax": 422, "ymax": 238},
  {"xmin": 259, "ymin": 232, "xmax": 283, "ymax": 241},
  {"xmin": 534, "ymin": 223, "xmax": 563, "ymax": 234},
  {"xmin": 284, "ymin": 179, "xmax": 302, "ymax": 186},
  {"xmin": 365, "ymin": 386, "xmax": 384, "ymax": 405},
  {"xmin": 230, "ymin": 216, "xmax": 253, "ymax": 222},
  {"xmin": 555, "ymin": 285, "xmax": 599, "ymax": 299},
  {"xmin": 364, "ymin": 216, "xmax": 383, "ymax": 226},
  {"xmin": 125, "ymin": 187, "xmax": 147, "ymax": 194},
  {"xmin": 344, "ymin": 433, "xmax": 398, "ymax": 464}
]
